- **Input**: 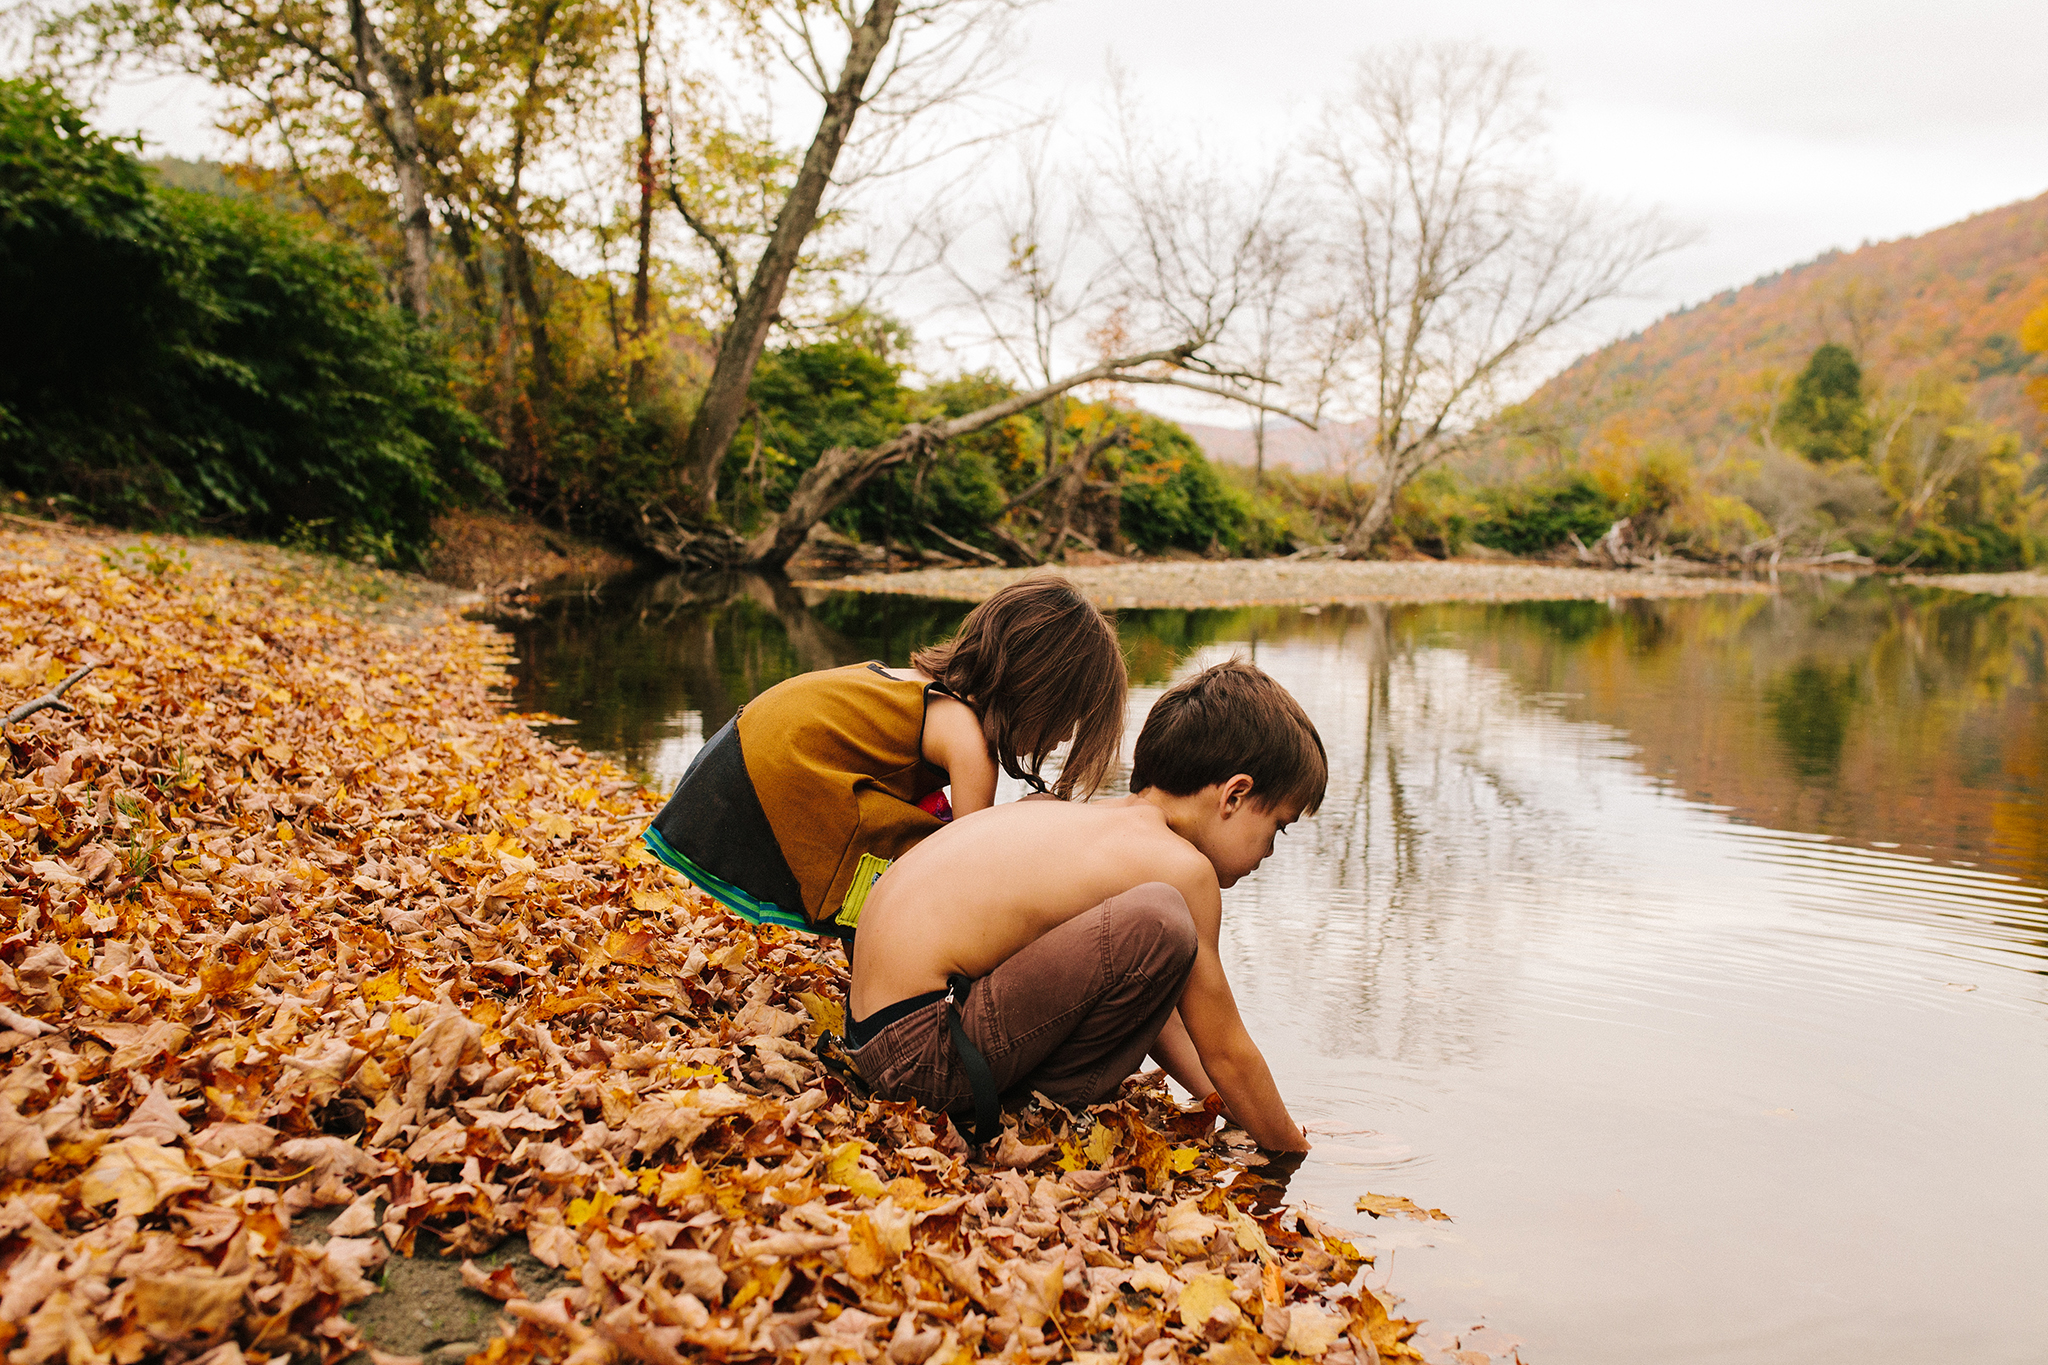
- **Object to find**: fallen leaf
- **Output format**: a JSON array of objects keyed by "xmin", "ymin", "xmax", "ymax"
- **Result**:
[
  {"xmin": 462, "ymin": 1259, "xmax": 523, "ymax": 1301},
  {"xmin": 80, "ymin": 1139, "xmax": 205, "ymax": 1217},
  {"xmin": 1355, "ymin": 1193, "xmax": 1451, "ymax": 1222},
  {"xmin": 1284, "ymin": 1303, "xmax": 1349, "ymax": 1356},
  {"xmin": 133, "ymin": 1272, "xmax": 251, "ymax": 1340},
  {"xmin": 1177, "ymin": 1273, "xmax": 1239, "ymax": 1329}
]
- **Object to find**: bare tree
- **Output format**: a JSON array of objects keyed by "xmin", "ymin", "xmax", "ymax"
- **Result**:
[
  {"xmin": 667, "ymin": 0, "xmax": 1025, "ymax": 523},
  {"xmin": 670, "ymin": 134, "xmax": 1315, "ymax": 570},
  {"xmin": 940, "ymin": 129, "xmax": 1111, "ymax": 483},
  {"xmin": 1318, "ymin": 43, "xmax": 1682, "ymax": 556}
]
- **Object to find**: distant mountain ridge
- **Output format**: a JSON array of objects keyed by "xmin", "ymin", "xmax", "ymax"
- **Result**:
[
  {"xmin": 1522, "ymin": 191, "xmax": 2048, "ymax": 453},
  {"xmin": 1175, "ymin": 420, "xmax": 1372, "ymax": 474}
]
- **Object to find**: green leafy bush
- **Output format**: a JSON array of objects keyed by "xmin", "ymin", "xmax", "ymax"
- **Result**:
[
  {"xmin": 1470, "ymin": 473, "xmax": 1619, "ymax": 554},
  {"xmin": 0, "ymin": 79, "xmax": 494, "ymax": 564},
  {"xmin": 1392, "ymin": 467, "xmax": 1481, "ymax": 557},
  {"xmin": 1116, "ymin": 418, "xmax": 1250, "ymax": 554}
]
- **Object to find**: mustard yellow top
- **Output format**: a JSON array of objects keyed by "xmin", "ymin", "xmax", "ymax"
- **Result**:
[{"xmin": 735, "ymin": 662, "xmax": 952, "ymax": 926}]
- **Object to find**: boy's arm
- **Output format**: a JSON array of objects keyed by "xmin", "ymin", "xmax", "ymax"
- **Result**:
[
  {"xmin": 921, "ymin": 696, "xmax": 998, "ymax": 815},
  {"xmin": 1172, "ymin": 875, "xmax": 1308, "ymax": 1152},
  {"xmin": 1147, "ymin": 1009, "xmax": 1216, "ymax": 1099}
]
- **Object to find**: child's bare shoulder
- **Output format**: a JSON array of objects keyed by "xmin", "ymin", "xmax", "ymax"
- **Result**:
[{"xmin": 1066, "ymin": 799, "xmax": 1215, "ymax": 889}]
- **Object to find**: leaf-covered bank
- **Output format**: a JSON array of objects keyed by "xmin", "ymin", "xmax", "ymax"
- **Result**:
[{"xmin": 0, "ymin": 525, "xmax": 1419, "ymax": 1365}]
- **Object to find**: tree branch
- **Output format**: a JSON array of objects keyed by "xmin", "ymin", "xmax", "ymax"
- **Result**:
[
  {"xmin": 666, "ymin": 182, "xmax": 745, "ymax": 313},
  {"xmin": 5, "ymin": 663, "xmax": 101, "ymax": 725},
  {"xmin": 921, "ymin": 521, "xmax": 1005, "ymax": 566},
  {"xmin": 1114, "ymin": 374, "xmax": 1320, "ymax": 428}
]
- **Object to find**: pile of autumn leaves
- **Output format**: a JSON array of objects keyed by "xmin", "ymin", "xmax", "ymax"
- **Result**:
[{"xmin": 0, "ymin": 528, "xmax": 1421, "ymax": 1365}]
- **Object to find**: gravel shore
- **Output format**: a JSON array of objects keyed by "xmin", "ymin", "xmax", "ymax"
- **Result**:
[
  {"xmin": 800, "ymin": 557, "xmax": 1775, "ymax": 609},
  {"xmin": 1902, "ymin": 570, "xmax": 2048, "ymax": 598}
]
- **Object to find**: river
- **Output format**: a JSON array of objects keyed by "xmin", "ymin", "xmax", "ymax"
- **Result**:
[{"xmin": 495, "ymin": 570, "xmax": 2048, "ymax": 1364}]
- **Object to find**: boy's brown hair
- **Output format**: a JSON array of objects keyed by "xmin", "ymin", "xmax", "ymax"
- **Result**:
[
  {"xmin": 912, "ymin": 573, "xmax": 1126, "ymax": 798},
  {"xmin": 1129, "ymin": 658, "xmax": 1326, "ymax": 813}
]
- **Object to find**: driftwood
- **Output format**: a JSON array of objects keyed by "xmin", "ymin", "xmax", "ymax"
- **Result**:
[
  {"xmin": 920, "ymin": 522, "xmax": 1005, "ymax": 568},
  {"xmin": 979, "ymin": 523, "xmax": 1044, "ymax": 568},
  {"xmin": 5, "ymin": 662, "xmax": 101, "ymax": 725}
]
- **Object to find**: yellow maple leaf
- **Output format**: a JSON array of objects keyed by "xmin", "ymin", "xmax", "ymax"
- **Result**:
[
  {"xmin": 361, "ymin": 969, "xmax": 405, "ymax": 1004},
  {"xmin": 1176, "ymin": 1272, "xmax": 1237, "ymax": 1328},
  {"xmin": 567, "ymin": 1189, "xmax": 619, "ymax": 1227},
  {"xmin": 824, "ymin": 1140, "xmax": 885, "ymax": 1198},
  {"xmin": 795, "ymin": 990, "xmax": 845, "ymax": 1037}
]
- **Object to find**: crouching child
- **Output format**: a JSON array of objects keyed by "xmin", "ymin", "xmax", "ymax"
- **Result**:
[{"xmin": 846, "ymin": 658, "xmax": 1324, "ymax": 1151}]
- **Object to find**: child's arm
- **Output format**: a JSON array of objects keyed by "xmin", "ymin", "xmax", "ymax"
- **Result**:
[
  {"xmin": 1147, "ymin": 1009, "xmax": 1217, "ymax": 1099},
  {"xmin": 921, "ymin": 695, "xmax": 998, "ymax": 816},
  {"xmin": 1172, "ymin": 876, "xmax": 1309, "ymax": 1152}
]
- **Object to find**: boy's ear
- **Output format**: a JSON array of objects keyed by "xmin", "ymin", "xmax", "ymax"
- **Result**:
[{"xmin": 1219, "ymin": 773, "xmax": 1256, "ymax": 813}]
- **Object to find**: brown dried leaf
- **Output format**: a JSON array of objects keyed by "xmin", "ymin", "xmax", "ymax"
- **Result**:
[
  {"xmin": 132, "ymin": 1271, "xmax": 251, "ymax": 1341},
  {"xmin": 79, "ymin": 1138, "xmax": 204, "ymax": 1217},
  {"xmin": 1355, "ymin": 1193, "xmax": 1451, "ymax": 1222},
  {"xmin": 462, "ymin": 1258, "xmax": 523, "ymax": 1302}
]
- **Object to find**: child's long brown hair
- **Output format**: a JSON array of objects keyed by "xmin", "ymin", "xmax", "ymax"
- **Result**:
[{"xmin": 911, "ymin": 573, "xmax": 1126, "ymax": 798}]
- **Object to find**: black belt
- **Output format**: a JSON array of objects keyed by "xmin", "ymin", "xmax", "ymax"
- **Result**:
[
  {"xmin": 845, "ymin": 987, "xmax": 945, "ymax": 1049},
  {"xmin": 945, "ymin": 974, "xmax": 1001, "ymax": 1146}
]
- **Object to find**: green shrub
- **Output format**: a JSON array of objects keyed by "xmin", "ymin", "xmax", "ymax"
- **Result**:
[
  {"xmin": 1392, "ymin": 467, "xmax": 1482, "ymax": 557},
  {"xmin": 1116, "ymin": 418, "xmax": 1250, "ymax": 554},
  {"xmin": 1777, "ymin": 343, "xmax": 1872, "ymax": 464},
  {"xmin": 0, "ymin": 79, "xmax": 494, "ymax": 564},
  {"xmin": 1471, "ymin": 473, "xmax": 1619, "ymax": 554}
]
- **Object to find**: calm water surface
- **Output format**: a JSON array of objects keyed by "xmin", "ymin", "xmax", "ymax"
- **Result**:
[{"xmin": 499, "ymin": 573, "xmax": 2048, "ymax": 1363}]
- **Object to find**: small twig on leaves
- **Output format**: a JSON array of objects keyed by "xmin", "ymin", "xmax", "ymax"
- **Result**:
[{"xmin": 5, "ymin": 661, "xmax": 102, "ymax": 725}]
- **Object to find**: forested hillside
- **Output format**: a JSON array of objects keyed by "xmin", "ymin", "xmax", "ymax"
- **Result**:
[{"xmin": 1524, "ymin": 193, "xmax": 2048, "ymax": 454}]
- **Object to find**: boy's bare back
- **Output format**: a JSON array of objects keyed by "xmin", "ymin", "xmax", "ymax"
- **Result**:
[{"xmin": 850, "ymin": 797, "xmax": 1213, "ymax": 1019}]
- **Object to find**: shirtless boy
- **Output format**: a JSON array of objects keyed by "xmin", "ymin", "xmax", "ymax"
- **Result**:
[{"xmin": 847, "ymin": 659, "xmax": 1323, "ymax": 1152}]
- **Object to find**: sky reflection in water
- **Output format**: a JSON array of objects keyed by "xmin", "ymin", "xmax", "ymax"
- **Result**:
[{"xmin": 502, "ymin": 575, "xmax": 2048, "ymax": 1363}]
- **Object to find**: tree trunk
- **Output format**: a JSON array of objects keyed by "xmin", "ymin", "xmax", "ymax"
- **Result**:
[
  {"xmin": 674, "ymin": 0, "xmax": 900, "ymax": 519},
  {"xmin": 1342, "ymin": 479, "xmax": 1398, "ymax": 557},
  {"xmin": 345, "ymin": 0, "xmax": 433, "ymax": 318},
  {"xmin": 496, "ymin": 262, "xmax": 519, "ymax": 446},
  {"xmin": 504, "ymin": 229, "xmax": 555, "ymax": 402},
  {"xmin": 1037, "ymin": 423, "xmax": 1126, "ymax": 557},
  {"xmin": 445, "ymin": 213, "xmax": 493, "ymax": 330},
  {"xmin": 628, "ymin": 0, "xmax": 656, "ymax": 397}
]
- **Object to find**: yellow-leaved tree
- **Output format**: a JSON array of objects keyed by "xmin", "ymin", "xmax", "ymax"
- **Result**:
[{"xmin": 2022, "ymin": 300, "xmax": 2048, "ymax": 415}]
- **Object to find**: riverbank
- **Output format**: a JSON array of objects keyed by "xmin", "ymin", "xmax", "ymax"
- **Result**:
[
  {"xmin": 0, "ymin": 522, "xmax": 1419, "ymax": 1365},
  {"xmin": 801, "ymin": 558, "xmax": 1776, "ymax": 609}
]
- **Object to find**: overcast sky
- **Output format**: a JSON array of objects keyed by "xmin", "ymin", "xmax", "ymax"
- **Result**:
[
  {"xmin": 1008, "ymin": 0, "xmax": 2047, "ymax": 318},
  {"xmin": 99, "ymin": 0, "xmax": 2047, "ymax": 403}
]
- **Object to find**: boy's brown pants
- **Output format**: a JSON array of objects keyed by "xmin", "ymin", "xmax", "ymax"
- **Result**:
[{"xmin": 849, "ymin": 882, "xmax": 1198, "ymax": 1120}]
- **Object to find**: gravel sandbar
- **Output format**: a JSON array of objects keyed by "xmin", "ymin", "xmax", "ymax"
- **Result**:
[
  {"xmin": 1902, "ymin": 570, "xmax": 2048, "ymax": 598},
  {"xmin": 800, "ymin": 558, "xmax": 1774, "ymax": 609}
]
